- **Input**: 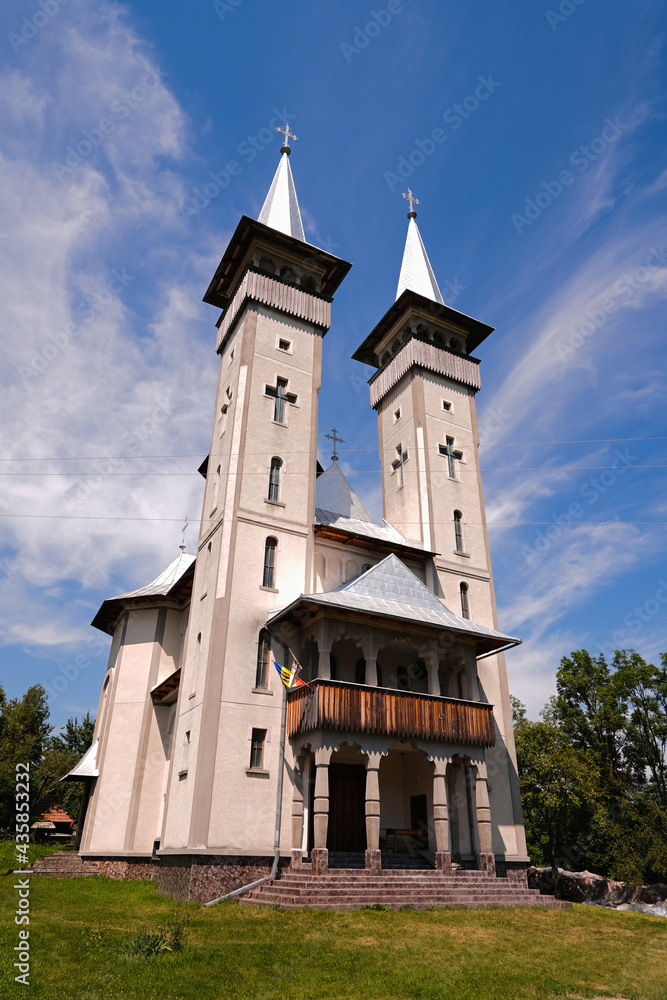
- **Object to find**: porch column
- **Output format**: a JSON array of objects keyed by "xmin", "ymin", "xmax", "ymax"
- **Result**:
[
  {"xmin": 317, "ymin": 645, "xmax": 331, "ymax": 679},
  {"xmin": 290, "ymin": 755, "xmax": 305, "ymax": 869},
  {"xmin": 474, "ymin": 765, "xmax": 495, "ymax": 875},
  {"xmin": 364, "ymin": 752, "xmax": 382, "ymax": 873},
  {"xmin": 433, "ymin": 762, "xmax": 451, "ymax": 873},
  {"xmin": 427, "ymin": 658, "xmax": 440, "ymax": 696},
  {"xmin": 360, "ymin": 635, "xmax": 379, "ymax": 686},
  {"xmin": 312, "ymin": 747, "xmax": 331, "ymax": 874}
]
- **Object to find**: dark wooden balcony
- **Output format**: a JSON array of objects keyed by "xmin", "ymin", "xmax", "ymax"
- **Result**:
[{"xmin": 286, "ymin": 679, "xmax": 495, "ymax": 748}]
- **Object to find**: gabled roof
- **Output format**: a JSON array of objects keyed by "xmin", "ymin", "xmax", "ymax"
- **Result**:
[
  {"xmin": 62, "ymin": 739, "xmax": 99, "ymax": 781},
  {"xmin": 258, "ymin": 150, "xmax": 305, "ymax": 242},
  {"xmin": 269, "ymin": 554, "xmax": 520, "ymax": 656},
  {"xmin": 313, "ymin": 464, "xmax": 432, "ymax": 557},
  {"xmin": 91, "ymin": 551, "xmax": 195, "ymax": 635},
  {"xmin": 396, "ymin": 215, "xmax": 444, "ymax": 305}
]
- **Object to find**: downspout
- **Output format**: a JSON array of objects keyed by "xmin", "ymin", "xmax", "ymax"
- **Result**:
[{"xmin": 205, "ymin": 638, "xmax": 289, "ymax": 906}]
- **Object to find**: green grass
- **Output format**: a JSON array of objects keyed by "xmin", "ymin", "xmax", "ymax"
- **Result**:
[
  {"xmin": 0, "ymin": 839, "xmax": 73, "ymax": 875},
  {"xmin": 1, "ymin": 874, "xmax": 666, "ymax": 1000}
]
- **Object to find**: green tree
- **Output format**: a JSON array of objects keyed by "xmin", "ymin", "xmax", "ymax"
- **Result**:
[
  {"xmin": 512, "ymin": 700, "xmax": 601, "ymax": 871},
  {"xmin": 0, "ymin": 684, "xmax": 53, "ymax": 832}
]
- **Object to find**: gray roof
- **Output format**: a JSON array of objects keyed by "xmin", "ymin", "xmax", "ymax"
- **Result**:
[
  {"xmin": 269, "ymin": 553, "xmax": 520, "ymax": 653},
  {"xmin": 109, "ymin": 550, "xmax": 195, "ymax": 601},
  {"xmin": 62, "ymin": 739, "xmax": 99, "ymax": 781},
  {"xmin": 315, "ymin": 462, "xmax": 373, "ymax": 521},
  {"xmin": 396, "ymin": 215, "xmax": 444, "ymax": 305},
  {"xmin": 258, "ymin": 150, "xmax": 305, "ymax": 242},
  {"xmin": 314, "ymin": 463, "xmax": 427, "ymax": 552}
]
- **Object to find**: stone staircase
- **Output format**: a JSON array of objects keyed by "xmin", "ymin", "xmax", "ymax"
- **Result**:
[
  {"xmin": 241, "ymin": 866, "xmax": 570, "ymax": 910},
  {"xmin": 31, "ymin": 853, "xmax": 102, "ymax": 878}
]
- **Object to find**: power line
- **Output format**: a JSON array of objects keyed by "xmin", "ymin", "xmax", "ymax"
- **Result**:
[
  {"xmin": 0, "ymin": 466, "xmax": 666, "ymax": 476},
  {"xmin": 0, "ymin": 513, "xmax": 664, "ymax": 525},
  {"xmin": 0, "ymin": 435, "xmax": 665, "ymax": 462}
]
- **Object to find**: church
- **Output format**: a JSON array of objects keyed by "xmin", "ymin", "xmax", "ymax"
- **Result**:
[{"xmin": 65, "ymin": 128, "xmax": 546, "ymax": 908}]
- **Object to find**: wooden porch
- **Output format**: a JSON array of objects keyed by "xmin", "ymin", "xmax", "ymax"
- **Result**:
[{"xmin": 286, "ymin": 678, "xmax": 495, "ymax": 748}]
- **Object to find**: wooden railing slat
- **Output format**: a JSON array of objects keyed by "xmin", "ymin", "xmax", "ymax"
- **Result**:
[{"xmin": 285, "ymin": 680, "xmax": 495, "ymax": 747}]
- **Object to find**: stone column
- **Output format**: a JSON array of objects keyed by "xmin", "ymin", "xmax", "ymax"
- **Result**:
[
  {"xmin": 474, "ymin": 766, "xmax": 495, "ymax": 875},
  {"xmin": 317, "ymin": 645, "xmax": 331, "ymax": 680},
  {"xmin": 311, "ymin": 747, "xmax": 331, "ymax": 874},
  {"xmin": 433, "ymin": 762, "xmax": 451, "ymax": 873},
  {"xmin": 364, "ymin": 752, "xmax": 382, "ymax": 873},
  {"xmin": 290, "ymin": 756, "xmax": 305, "ymax": 869}
]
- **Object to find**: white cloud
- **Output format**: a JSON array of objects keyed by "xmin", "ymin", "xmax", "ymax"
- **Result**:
[{"xmin": 0, "ymin": 3, "xmax": 217, "ymax": 651}]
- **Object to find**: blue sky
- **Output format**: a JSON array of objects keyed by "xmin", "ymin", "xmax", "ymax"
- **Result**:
[{"xmin": 1, "ymin": 0, "xmax": 666, "ymax": 729}]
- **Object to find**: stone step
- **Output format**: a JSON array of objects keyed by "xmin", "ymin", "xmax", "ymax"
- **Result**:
[
  {"xmin": 32, "ymin": 854, "xmax": 102, "ymax": 877},
  {"xmin": 241, "ymin": 894, "xmax": 568, "ymax": 911},
  {"xmin": 279, "ymin": 874, "xmax": 516, "ymax": 887},
  {"xmin": 278, "ymin": 878, "xmax": 527, "ymax": 892},
  {"xmin": 256, "ymin": 884, "xmax": 540, "ymax": 900}
]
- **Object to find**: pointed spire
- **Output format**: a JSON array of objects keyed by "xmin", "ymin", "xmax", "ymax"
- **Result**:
[
  {"xmin": 258, "ymin": 124, "xmax": 305, "ymax": 242},
  {"xmin": 395, "ymin": 190, "xmax": 444, "ymax": 305}
]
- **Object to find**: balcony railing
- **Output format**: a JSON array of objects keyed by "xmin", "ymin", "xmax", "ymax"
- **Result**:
[{"xmin": 286, "ymin": 679, "xmax": 495, "ymax": 748}]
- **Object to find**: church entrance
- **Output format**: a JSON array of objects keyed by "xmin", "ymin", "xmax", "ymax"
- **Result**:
[{"xmin": 327, "ymin": 763, "xmax": 366, "ymax": 852}]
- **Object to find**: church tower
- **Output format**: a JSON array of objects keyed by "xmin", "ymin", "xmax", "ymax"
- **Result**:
[
  {"xmin": 160, "ymin": 129, "xmax": 351, "ymax": 853},
  {"xmin": 352, "ymin": 190, "xmax": 525, "ymax": 855}
]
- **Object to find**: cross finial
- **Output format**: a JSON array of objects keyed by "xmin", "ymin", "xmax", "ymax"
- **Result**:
[
  {"xmin": 402, "ymin": 188, "xmax": 420, "ymax": 217},
  {"xmin": 179, "ymin": 516, "xmax": 189, "ymax": 552},
  {"xmin": 325, "ymin": 427, "xmax": 344, "ymax": 462},
  {"xmin": 276, "ymin": 122, "xmax": 298, "ymax": 154}
]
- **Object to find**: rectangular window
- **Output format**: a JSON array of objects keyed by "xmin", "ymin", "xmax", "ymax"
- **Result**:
[
  {"xmin": 250, "ymin": 728, "xmax": 266, "ymax": 770},
  {"xmin": 442, "ymin": 400, "xmax": 451, "ymax": 411},
  {"xmin": 278, "ymin": 339, "xmax": 290, "ymax": 351}
]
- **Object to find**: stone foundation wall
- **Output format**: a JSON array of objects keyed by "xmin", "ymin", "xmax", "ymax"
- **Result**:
[
  {"xmin": 156, "ymin": 855, "xmax": 290, "ymax": 904},
  {"xmin": 497, "ymin": 861, "xmax": 529, "ymax": 887},
  {"xmin": 89, "ymin": 858, "xmax": 156, "ymax": 881}
]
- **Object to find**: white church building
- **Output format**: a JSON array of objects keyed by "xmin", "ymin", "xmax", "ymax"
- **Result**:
[{"xmin": 66, "ymin": 132, "xmax": 541, "ymax": 906}]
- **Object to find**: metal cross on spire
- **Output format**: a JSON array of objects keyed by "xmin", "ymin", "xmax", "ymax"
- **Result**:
[
  {"xmin": 276, "ymin": 122, "xmax": 298, "ymax": 152},
  {"xmin": 179, "ymin": 516, "xmax": 189, "ymax": 552},
  {"xmin": 325, "ymin": 428, "xmax": 345, "ymax": 462},
  {"xmin": 401, "ymin": 188, "xmax": 420, "ymax": 216}
]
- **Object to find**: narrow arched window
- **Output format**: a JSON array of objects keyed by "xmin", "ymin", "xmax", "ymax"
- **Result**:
[
  {"xmin": 268, "ymin": 458, "xmax": 282, "ymax": 502},
  {"xmin": 454, "ymin": 510, "xmax": 464, "ymax": 553},
  {"xmin": 263, "ymin": 537, "xmax": 277, "ymax": 588},
  {"xmin": 255, "ymin": 629, "xmax": 271, "ymax": 688},
  {"xmin": 460, "ymin": 582, "xmax": 470, "ymax": 619}
]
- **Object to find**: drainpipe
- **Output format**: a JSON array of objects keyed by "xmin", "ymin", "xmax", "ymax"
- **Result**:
[{"xmin": 205, "ymin": 644, "xmax": 288, "ymax": 906}]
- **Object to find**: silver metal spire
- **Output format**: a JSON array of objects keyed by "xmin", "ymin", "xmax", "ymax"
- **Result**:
[
  {"xmin": 395, "ymin": 190, "xmax": 444, "ymax": 305},
  {"xmin": 258, "ymin": 125, "xmax": 306, "ymax": 241}
]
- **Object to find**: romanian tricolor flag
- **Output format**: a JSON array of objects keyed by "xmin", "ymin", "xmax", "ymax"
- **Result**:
[{"xmin": 273, "ymin": 658, "xmax": 309, "ymax": 689}]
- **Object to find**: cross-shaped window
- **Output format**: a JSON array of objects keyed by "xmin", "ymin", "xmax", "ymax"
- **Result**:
[
  {"xmin": 392, "ymin": 444, "xmax": 408, "ymax": 487},
  {"xmin": 265, "ymin": 377, "xmax": 297, "ymax": 423},
  {"xmin": 439, "ymin": 436, "xmax": 463, "ymax": 479}
]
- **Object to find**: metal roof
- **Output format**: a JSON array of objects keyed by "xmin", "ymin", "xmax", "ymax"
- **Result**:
[
  {"xmin": 109, "ymin": 550, "xmax": 195, "ymax": 601},
  {"xmin": 315, "ymin": 463, "xmax": 374, "ymax": 522},
  {"xmin": 396, "ymin": 215, "xmax": 444, "ymax": 304},
  {"xmin": 269, "ymin": 553, "xmax": 520, "ymax": 655},
  {"xmin": 62, "ymin": 739, "xmax": 99, "ymax": 781},
  {"xmin": 91, "ymin": 551, "xmax": 195, "ymax": 635},
  {"xmin": 314, "ymin": 464, "xmax": 429, "ymax": 554},
  {"xmin": 258, "ymin": 150, "xmax": 305, "ymax": 242}
]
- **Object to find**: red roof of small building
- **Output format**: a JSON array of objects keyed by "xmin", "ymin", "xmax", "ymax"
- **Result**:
[{"xmin": 40, "ymin": 804, "xmax": 74, "ymax": 825}]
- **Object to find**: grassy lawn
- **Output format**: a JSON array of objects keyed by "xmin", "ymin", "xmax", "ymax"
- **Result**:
[{"xmin": 1, "ymin": 873, "xmax": 666, "ymax": 1000}]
